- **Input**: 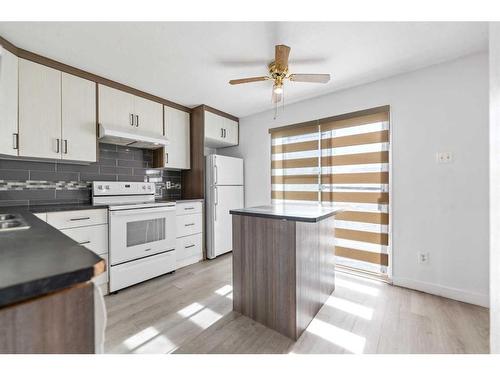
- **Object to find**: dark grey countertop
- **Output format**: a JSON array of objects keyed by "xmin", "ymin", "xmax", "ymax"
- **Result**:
[
  {"xmin": 29, "ymin": 202, "xmax": 105, "ymax": 213},
  {"xmin": 0, "ymin": 206, "xmax": 104, "ymax": 308},
  {"xmin": 230, "ymin": 204, "xmax": 343, "ymax": 223}
]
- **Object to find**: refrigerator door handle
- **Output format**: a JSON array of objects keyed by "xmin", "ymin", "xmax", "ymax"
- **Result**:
[
  {"xmin": 214, "ymin": 187, "xmax": 218, "ymax": 221},
  {"xmin": 214, "ymin": 164, "xmax": 218, "ymax": 185}
]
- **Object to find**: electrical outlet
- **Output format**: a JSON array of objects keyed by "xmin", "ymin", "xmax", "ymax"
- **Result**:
[
  {"xmin": 436, "ymin": 152, "xmax": 453, "ymax": 163},
  {"xmin": 418, "ymin": 252, "xmax": 430, "ymax": 264},
  {"xmin": 166, "ymin": 181, "xmax": 172, "ymax": 189}
]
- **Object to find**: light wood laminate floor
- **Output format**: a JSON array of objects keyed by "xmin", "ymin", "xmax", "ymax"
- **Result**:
[{"xmin": 104, "ymin": 254, "xmax": 489, "ymax": 354}]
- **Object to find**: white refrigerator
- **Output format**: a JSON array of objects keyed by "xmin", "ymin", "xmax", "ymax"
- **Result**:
[{"xmin": 206, "ymin": 154, "xmax": 244, "ymax": 259}]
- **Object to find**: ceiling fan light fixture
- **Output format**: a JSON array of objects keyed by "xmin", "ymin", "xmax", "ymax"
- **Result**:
[{"xmin": 273, "ymin": 83, "xmax": 283, "ymax": 95}]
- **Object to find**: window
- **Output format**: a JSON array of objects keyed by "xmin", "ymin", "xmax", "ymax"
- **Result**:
[{"xmin": 270, "ymin": 106, "xmax": 390, "ymax": 276}]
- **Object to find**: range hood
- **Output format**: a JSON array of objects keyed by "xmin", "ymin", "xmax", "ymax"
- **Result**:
[{"xmin": 98, "ymin": 124, "xmax": 169, "ymax": 150}]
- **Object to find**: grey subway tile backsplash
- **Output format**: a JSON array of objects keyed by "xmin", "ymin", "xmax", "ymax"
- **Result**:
[{"xmin": 0, "ymin": 143, "xmax": 182, "ymax": 206}]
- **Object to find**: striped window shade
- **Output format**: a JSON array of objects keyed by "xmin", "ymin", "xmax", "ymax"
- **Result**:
[
  {"xmin": 271, "ymin": 121, "xmax": 321, "ymax": 203},
  {"xmin": 271, "ymin": 107, "xmax": 390, "ymax": 275}
]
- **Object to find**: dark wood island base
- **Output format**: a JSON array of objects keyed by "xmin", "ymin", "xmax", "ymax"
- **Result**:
[{"xmin": 231, "ymin": 205, "xmax": 340, "ymax": 340}]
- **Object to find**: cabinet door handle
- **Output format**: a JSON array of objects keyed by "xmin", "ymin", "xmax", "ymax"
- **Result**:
[
  {"xmin": 221, "ymin": 128, "xmax": 224, "ymax": 138},
  {"xmin": 78, "ymin": 240, "xmax": 91, "ymax": 245},
  {"xmin": 184, "ymin": 223, "xmax": 195, "ymax": 227},
  {"xmin": 185, "ymin": 244, "xmax": 195, "ymax": 249},
  {"xmin": 136, "ymin": 115, "xmax": 139, "ymax": 127},
  {"xmin": 12, "ymin": 133, "xmax": 18, "ymax": 150},
  {"xmin": 64, "ymin": 140, "xmax": 68, "ymax": 154},
  {"xmin": 166, "ymin": 152, "xmax": 169, "ymax": 164},
  {"xmin": 223, "ymin": 129, "xmax": 226, "ymax": 138},
  {"xmin": 130, "ymin": 113, "xmax": 134, "ymax": 126},
  {"xmin": 56, "ymin": 138, "xmax": 60, "ymax": 153}
]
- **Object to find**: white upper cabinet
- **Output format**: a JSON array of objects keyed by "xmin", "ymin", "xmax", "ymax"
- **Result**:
[
  {"xmin": 98, "ymin": 85, "xmax": 135, "ymax": 131},
  {"xmin": 204, "ymin": 110, "xmax": 239, "ymax": 148},
  {"xmin": 224, "ymin": 117, "xmax": 239, "ymax": 145},
  {"xmin": 98, "ymin": 84, "xmax": 163, "ymax": 135},
  {"xmin": 164, "ymin": 106, "xmax": 190, "ymax": 170},
  {"xmin": 134, "ymin": 96, "xmax": 163, "ymax": 135},
  {"xmin": 17, "ymin": 59, "xmax": 97, "ymax": 162},
  {"xmin": 0, "ymin": 47, "xmax": 18, "ymax": 156},
  {"xmin": 18, "ymin": 59, "xmax": 62, "ymax": 159},
  {"xmin": 61, "ymin": 73, "xmax": 97, "ymax": 162},
  {"xmin": 204, "ymin": 110, "xmax": 223, "ymax": 142}
]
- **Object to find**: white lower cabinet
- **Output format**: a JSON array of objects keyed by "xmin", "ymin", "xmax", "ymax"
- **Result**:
[
  {"xmin": 176, "ymin": 233, "xmax": 203, "ymax": 269},
  {"xmin": 44, "ymin": 209, "xmax": 109, "ymax": 294},
  {"xmin": 175, "ymin": 201, "xmax": 204, "ymax": 269},
  {"xmin": 60, "ymin": 224, "xmax": 108, "ymax": 257}
]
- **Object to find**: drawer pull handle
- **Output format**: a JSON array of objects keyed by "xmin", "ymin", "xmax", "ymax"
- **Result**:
[
  {"xmin": 144, "ymin": 248, "xmax": 152, "ymax": 252},
  {"xmin": 78, "ymin": 240, "xmax": 91, "ymax": 245},
  {"xmin": 70, "ymin": 217, "xmax": 90, "ymax": 221},
  {"xmin": 184, "ymin": 223, "xmax": 195, "ymax": 227},
  {"xmin": 185, "ymin": 244, "xmax": 195, "ymax": 249},
  {"xmin": 184, "ymin": 207, "xmax": 195, "ymax": 210}
]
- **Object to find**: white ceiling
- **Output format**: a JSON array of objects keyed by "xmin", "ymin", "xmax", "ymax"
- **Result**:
[{"xmin": 0, "ymin": 22, "xmax": 488, "ymax": 118}]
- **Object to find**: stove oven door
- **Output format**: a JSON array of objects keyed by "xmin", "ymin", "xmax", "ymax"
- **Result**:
[{"xmin": 109, "ymin": 206, "xmax": 176, "ymax": 265}]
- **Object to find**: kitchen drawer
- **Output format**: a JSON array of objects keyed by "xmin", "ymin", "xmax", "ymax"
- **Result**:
[
  {"xmin": 93, "ymin": 254, "xmax": 109, "ymax": 286},
  {"xmin": 176, "ymin": 233, "xmax": 202, "ymax": 261},
  {"xmin": 47, "ymin": 209, "xmax": 107, "ymax": 229},
  {"xmin": 60, "ymin": 224, "xmax": 108, "ymax": 256},
  {"xmin": 176, "ymin": 213, "xmax": 202, "ymax": 238},
  {"xmin": 109, "ymin": 249, "xmax": 175, "ymax": 292},
  {"xmin": 176, "ymin": 201, "xmax": 203, "ymax": 216}
]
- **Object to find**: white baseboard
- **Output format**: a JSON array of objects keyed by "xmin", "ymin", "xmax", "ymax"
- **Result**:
[{"xmin": 392, "ymin": 277, "xmax": 489, "ymax": 308}]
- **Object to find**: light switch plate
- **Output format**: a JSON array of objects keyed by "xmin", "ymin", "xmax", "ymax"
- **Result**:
[{"xmin": 436, "ymin": 152, "xmax": 453, "ymax": 163}]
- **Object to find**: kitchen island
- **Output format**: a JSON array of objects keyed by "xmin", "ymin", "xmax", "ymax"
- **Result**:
[{"xmin": 230, "ymin": 204, "xmax": 342, "ymax": 340}]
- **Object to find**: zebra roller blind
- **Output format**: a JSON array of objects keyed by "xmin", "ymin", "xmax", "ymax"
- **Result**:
[{"xmin": 270, "ymin": 107, "xmax": 390, "ymax": 274}]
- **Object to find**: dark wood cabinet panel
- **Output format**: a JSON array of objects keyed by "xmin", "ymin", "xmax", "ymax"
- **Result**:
[
  {"xmin": 0, "ymin": 283, "xmax": 94, "ymax": 354},
  {"xmin": 232, "ymin": 214, "xmax": 335, "ymax": 340}
]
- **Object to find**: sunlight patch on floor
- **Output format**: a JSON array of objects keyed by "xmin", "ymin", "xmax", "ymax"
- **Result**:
[
  {"xmin": 214, "ymin": 285, "xmax": 233, "ymax": 295},
  {"xmin": 177, "ymin": 301, "xmax": 224, "ymax": 329},
  {"xmin": 123, "ymin": 327, "xmax": 160, "ymax": 350},
  {"xmin": 177, "ymin": 302, "xmax": 205, "ymax": 317},
  {"xmin": 325, "ymin": 296, "xmax": 374, "ymax": 320},
  {"xmin": 188, "ymin": 307, "xmax": 223, "ymax": 329},
  {"xmin": 306, "ymin": 319, "xmax": 366, "ymax": 354}
]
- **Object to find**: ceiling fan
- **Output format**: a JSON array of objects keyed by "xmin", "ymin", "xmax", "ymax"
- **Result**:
[{"xmin": 229, "ymin": 44, "xmax": 331, "ymax": 113}]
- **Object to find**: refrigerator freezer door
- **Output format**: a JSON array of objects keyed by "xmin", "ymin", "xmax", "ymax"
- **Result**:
[
  {"xmin": 210, "ymin": 185, "xmax": 244, "ymax": 258},
  {"xmin": 213, "ymin": 155, "xmax": 243, "ymax": 186}
]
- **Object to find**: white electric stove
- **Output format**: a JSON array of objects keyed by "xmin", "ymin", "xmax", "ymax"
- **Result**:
[{"xmin": 92, "ymin": 181, "xmax": 176, "ymax": 292}]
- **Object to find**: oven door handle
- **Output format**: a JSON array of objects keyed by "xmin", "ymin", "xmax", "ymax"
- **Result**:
[{"xmin": 110, "ymin": 206, "xmax": 175, "ymax": 216}]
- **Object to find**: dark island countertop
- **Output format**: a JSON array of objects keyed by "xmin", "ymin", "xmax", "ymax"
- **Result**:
[
  {"xmin": 230, "ymin": 204, "xmax": 343, "ymax": 223},
  {"xmin": 0, "ymin": 207, "xmax": 105, "ymax": 308}
]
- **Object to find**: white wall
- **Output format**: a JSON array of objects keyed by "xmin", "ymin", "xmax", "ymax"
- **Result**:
[
  {"xmin": 220, "ymin": 52, "xmax": 489, "ymax": 307},
  {"xmin": 489, "ymin": 22, "xmax": 500, "ymax": 353}
]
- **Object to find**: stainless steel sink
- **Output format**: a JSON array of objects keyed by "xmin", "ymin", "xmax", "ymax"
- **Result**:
[{"xmin": 0, "ymin": 213, "xmax": 30, "ymax": 232}]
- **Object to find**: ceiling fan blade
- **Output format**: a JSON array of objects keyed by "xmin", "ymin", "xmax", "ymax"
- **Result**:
[
  {"xmin": 229, "ymin": 76, "xmax": 269, "ymax": 85},
  {"xmin": 275, "ymin": 45, "xmax": 291, "ymax": 71},
  {"xmin": 272, "ymin": 90, "xmax": 282, "ymax": 104},
  {"xmin": 289, "ymin": 74, "xmax": 331, "ymax": 83}
]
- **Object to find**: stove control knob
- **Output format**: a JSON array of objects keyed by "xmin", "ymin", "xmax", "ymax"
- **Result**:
[
  {"xmin": 105, "ymin": 185, "xmax": 110, "ymax": 190},
  {"xmin": 147, "ymin": 185, "xmax": 152, "ymax": 190},
  {"xmin": 142, "ymin": 185, "xmax": 146, "ymax": 190},
  {"xmin": 97, "ymin": 185, "xmax": 103, "ymax": 190}
]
